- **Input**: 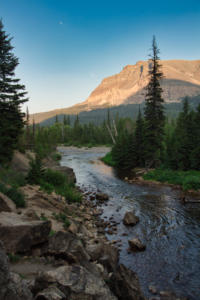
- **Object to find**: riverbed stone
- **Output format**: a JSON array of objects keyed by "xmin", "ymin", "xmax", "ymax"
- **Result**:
[
  {"xmin": 128, "ymin": 238, "xmax": 146, "ymax": 251},
  {"xmin": 96, "ymin": 192, "xmax": 109, "ymax": 201},
  {"xmin": 123, "ymin": 211, "xmax": 139, "ymax": 226},
  {"xmin": 0, "ymin": 212, "xmax": 51, "ymax": 253}
]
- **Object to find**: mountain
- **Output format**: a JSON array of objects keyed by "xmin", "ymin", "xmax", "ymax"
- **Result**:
[{"xmin": 31, "ymin": 60, "xmax": 200, "ymax": 124}]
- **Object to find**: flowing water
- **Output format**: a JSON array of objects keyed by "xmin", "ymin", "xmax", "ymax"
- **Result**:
[{"xmin": 58, "ymin": 146, "xmax": 200, "ymax": 300}]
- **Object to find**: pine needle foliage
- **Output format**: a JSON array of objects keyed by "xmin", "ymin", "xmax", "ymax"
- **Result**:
[
  {"xmin": 0, "ymin": 20, "xmax": 28, "ymax": 163},
  {"xmin": 144, "ymin": 36, "xmax": 165, "ymax": 167}
]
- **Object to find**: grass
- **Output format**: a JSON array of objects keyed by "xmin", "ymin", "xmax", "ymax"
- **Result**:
[
  {"xmin": 101, "ymin": 152, "xmax": 116, "ymax": 167},
  {"xmin": 143, "ymin": 168, "xmax": 200, "ymax": 191},
  {"xmin": 8, "ymin": 253, "xmax": 20, "ymax": 263},
  {"xmin": 52, "ymin": 212, "xmax": 71, "ymax": 229}
]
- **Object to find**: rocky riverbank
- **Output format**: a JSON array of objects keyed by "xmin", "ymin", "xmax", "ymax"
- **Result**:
[{"xmin": 0, "ymin": 152, "xmax": 145, "ymax": 300}]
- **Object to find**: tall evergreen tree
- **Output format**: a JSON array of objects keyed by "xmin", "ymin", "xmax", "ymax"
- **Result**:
[
  {"xmin": 144, "ymin": 36, "xmax": 165, "ymax": 167},
  {"xmin": 135, "ymin": 107, "xmax": 145, "ymax": 167},
  {"xmin": 0, "ymin": 20, "xmax": 28, "ymax": 162}
]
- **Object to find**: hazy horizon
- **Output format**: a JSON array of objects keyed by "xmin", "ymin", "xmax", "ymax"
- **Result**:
[{"xmin": 1, "ymin": 0, "xmax": 200, "ymax": 113}]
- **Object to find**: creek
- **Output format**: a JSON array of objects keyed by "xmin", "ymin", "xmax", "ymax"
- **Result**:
[{"xmin": 58, "ymin": 146, "xmax": 200, "ymax": 300}]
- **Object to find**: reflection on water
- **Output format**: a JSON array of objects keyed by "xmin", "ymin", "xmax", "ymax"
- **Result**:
[{"xmin": 58, "ymin": 147, "xmax": 200, "ymax": 300}]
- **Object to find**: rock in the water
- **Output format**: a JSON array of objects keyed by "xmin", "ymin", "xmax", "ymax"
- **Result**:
[
  {"xmin": 44, "ymin": 231, "xmax": 90, "ymax": 265},
  {"xmin": 34, "ymin": 265, "xmax": 117, "ymax": 300},
  {"xmin": 110, "ymin": 264, "xmax": 145, "ymax": 300},
  {"xmin": 128, "ymin": 238, "xmax": 146, "ymax": 251},
  {"xmin": 35, "ymin": 286, "xmax": 65, "ymax": 300},
  {"xmin": 0, "ymin": 212, "xmax": 51, "ymax": 253},
  {"xmin": 0, "ymin": 192, "xmax": 16, "ymax": 213},
  {"xmin": 96, "ymin": 193, "xmax": 109, "ymax": 201},
  {"xmin": 0, "ymin": 241, "xmax": 33, "ymax": 300},
  {"xmin": 123, "ymin": 211, "xmax": 139, "ymax": 226}
]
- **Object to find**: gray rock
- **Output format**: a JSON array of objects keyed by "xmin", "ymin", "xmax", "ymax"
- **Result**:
[
  {"xmin": 35, "ymin": 286, "xmax": 65, "ymax": 300},
  {"xmin": 96, "ymin": 193, "xmax": 109, "ymax": 201},
  {"xmin": 44, "ymin": 231, "xmax": 90, "ymax": 265},
  {"xmin": 110, "ymin": 264, "xmax": 145, "ymax": 300},
  {"xmin": 0, "ymin": 240, "xmax": 33, "ymax": 300},
  {"xmin": 35, "ymin": 265, "xmax": 117, "ymax": 300},
  {"xmin": 128, "ymin": 238, "xmax": 146, "ymax": 251},
  {"xmin": 0, "ymin": 192, "xmax": 16, "ymax": 213},
  {"xmin": 53, "ymin": 166, "xmax": 76, "ymax": 183},
  {"xmin": 123, "ymin": 211, "xmax": 139, "ymax": 226},
  {"xmin": 86, "ymin": 239, "xmax": 119, "ymax": 272},
  {"xmin": 0, "ymin": 212, "xmax": 51, "ymax": 253}
]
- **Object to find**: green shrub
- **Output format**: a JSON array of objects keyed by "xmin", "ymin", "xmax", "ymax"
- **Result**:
[
  {"xmin": 6, "ymin": 187, "xmax": 26, "ymax": 208},
  {"xmin": 51, "ymin": 152, "xmax": 62, "ymax": 161},
  {"xmin": 43, "ymin": 169, "xmax": 66, "ymax": 188},
  {"xmin": 0, "ymin": 168, "xmax": 26, "ymax": 187},
  {"xmin": 0, "ymin": 183, "xmax": 25, "ymax": 208}
]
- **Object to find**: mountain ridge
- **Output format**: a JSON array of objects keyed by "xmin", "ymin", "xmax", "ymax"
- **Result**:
[{"xmin": 30, "ymin": 59, "xmax": 200, "ymax": 124}]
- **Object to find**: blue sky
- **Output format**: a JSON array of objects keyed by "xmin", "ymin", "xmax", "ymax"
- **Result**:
[{"xmin": 1, "ymin": 0, "xmax": 200, "ymax": 113}]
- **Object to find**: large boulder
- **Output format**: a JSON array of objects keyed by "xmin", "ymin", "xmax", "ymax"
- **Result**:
[
  {"xmin": 10, "ymin": 151, "xmax": 34, "ymax": 176},
  {"xmin": 123, "ymin": 211, "xmax": 139, "ymax": 226},
  {"xmin": 43, "ymin": 231, "xmax": 90, "ymax": 265},
  {"xmin": 53, "ymin": 166, "xmax": 76, "ymax": 183},
  {"xmin": 86, "ymin": 239, "xmax": 119, "ymax": 272},
  {"xmin": 0, "ymin": 212, "xmax": 51, "ymax": 253},
  {"xmin": 0, "ymin": 241, "xmax": 33, "ymax": 300},
  {"xmin": 0, "ymin": 192, "xmax": 16, "ymax": 213},
  {"xmin": 110, "ymin": 264, "xmax": 145, "ymax": 300},
  {"xmin": 34, "ymin": 265, "xmax": 117, "ymax": 300}
]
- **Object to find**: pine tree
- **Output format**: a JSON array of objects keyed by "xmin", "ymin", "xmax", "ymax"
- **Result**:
[
  {"xmin": 135, "ymin": 107, "xmax": 145, "ymax": 167},
  {"xmin": 144, "ymin": 36, "xmax": 165, "ymax": 167},
  {"xmin": 0, "ymin": 20, "xmax": 28, "ymax": 162}
]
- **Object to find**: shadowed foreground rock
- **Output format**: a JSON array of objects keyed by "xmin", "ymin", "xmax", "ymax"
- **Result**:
[
  {"xmin": 43, "ymin": 231, "xmax": 90, "ymax": 264},
  {"xmin": 110, "ymin": 264, "xmax": 145, "ymax": 300},
  {"xmin": 0, "ymin": 241, "xmax": 33, "ymax": 300},
  {"xmin": 34, "ymin": 264, "xmax": 117, "ymax": 300},
  {"xmin": 0, "ymin": 212, "xmax": 51, "ymax": 253}
]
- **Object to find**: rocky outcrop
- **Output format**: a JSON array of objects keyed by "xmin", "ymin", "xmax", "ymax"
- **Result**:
[
  {"xmin": 123, "ymin": 211, "xmax": 139, "ymax": 226},
  {"xmin": 34, "ymin": 265, "xmax": 117, "ymax": 300},
  {"xmin": 109, "ymin": 264, "xmax": 145, "ymax": 300},
  {"xmin": 0, "ymin": 212, "xmax": 51, "ymax": 253},
  {"xmin": 96, "ymin": 192, "xmax": 109, "ymax": 201},
  {"xmin": 0, "ymin": 241, "xmax": 33, "ymax": 300},
  {"xmin": 0, "ymin": 192, "xmax": 16, "ymax": 213}
]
